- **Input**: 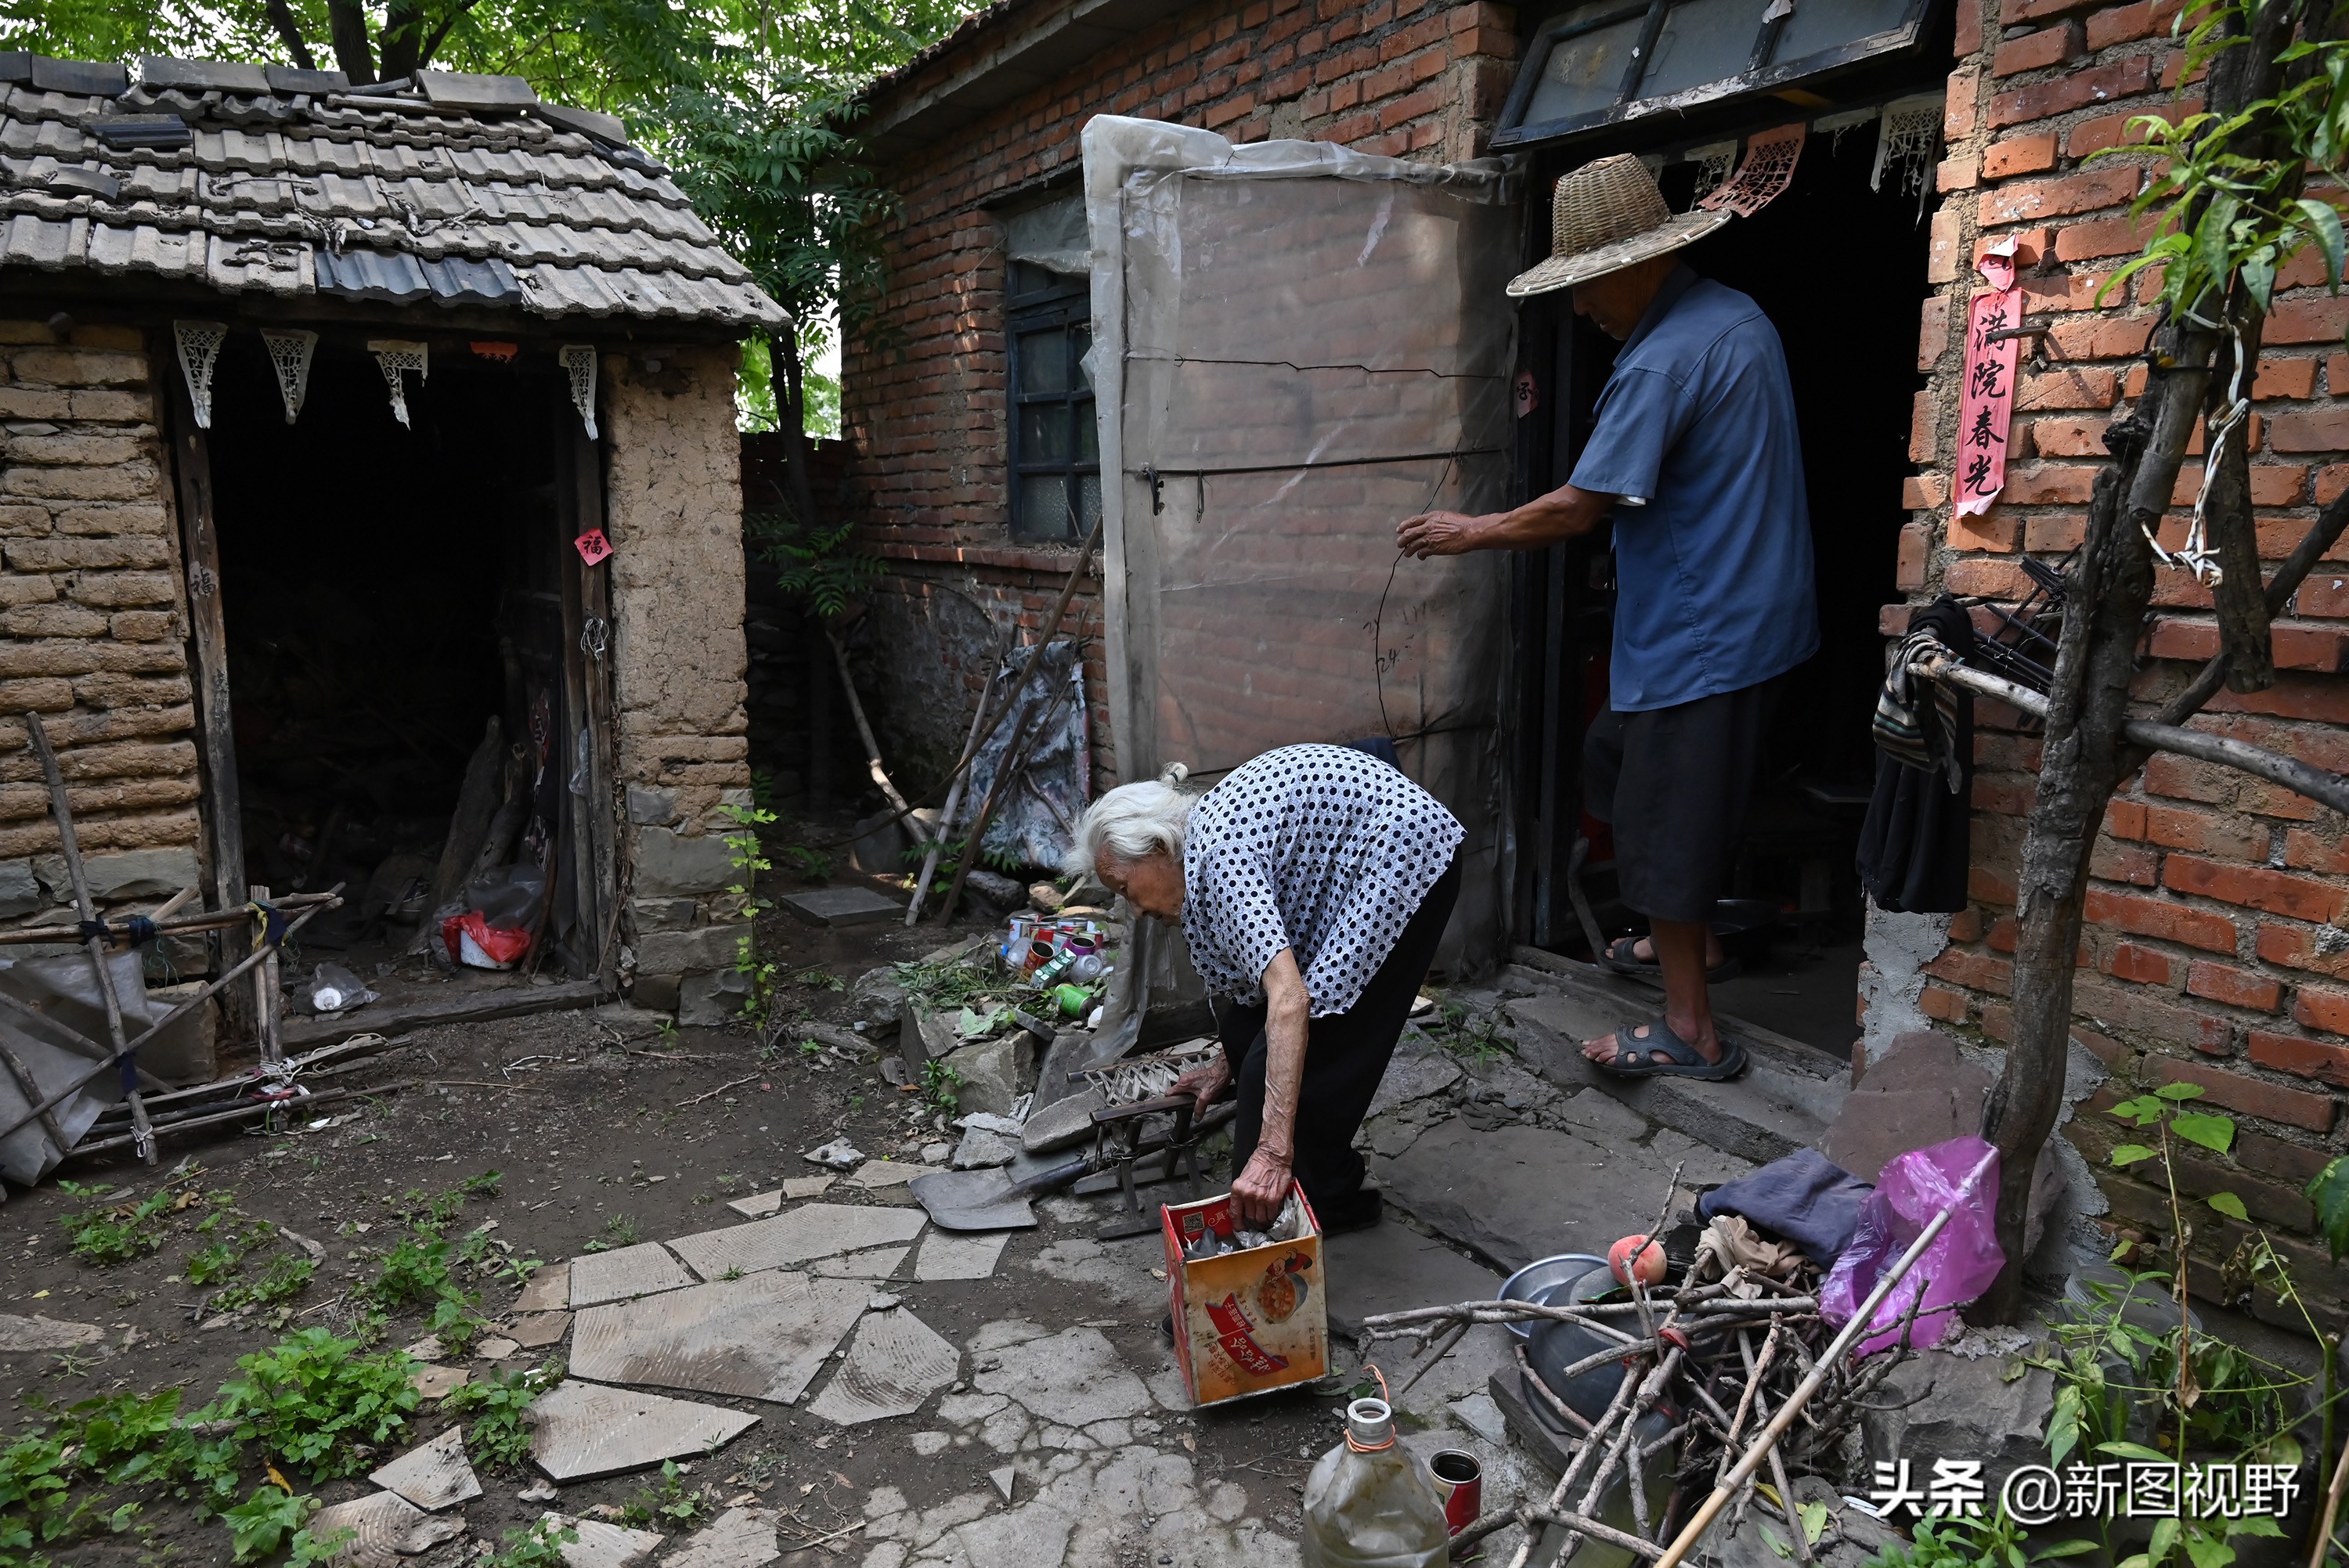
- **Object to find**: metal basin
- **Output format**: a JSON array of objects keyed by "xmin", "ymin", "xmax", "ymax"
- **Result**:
[{"xmin": 1497, "ymin": 1253, "xmax": 1607, "ymax": 1340}]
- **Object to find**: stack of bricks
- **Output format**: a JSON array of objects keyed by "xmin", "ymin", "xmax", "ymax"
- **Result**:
[
  {"xmin": 0, "ymin": 320, "xmax": 201, "ymax": 921},
  {"xmin": 844, "ymin": 0, "xmax": 1519, "ymax": 788},
  {"xmin": 1904, "ymin": 0, "xmax": 2349, "ymax": 1316}
]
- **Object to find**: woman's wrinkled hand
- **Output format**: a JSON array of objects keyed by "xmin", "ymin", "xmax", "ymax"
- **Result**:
[
  {"xmin": 1231, "ymin": 1147, "xmax": 1292, "ymax": 1227},
  {"xmin": 1170, "ymin": 1057, "xmax": 1232, "ymax": 1111}
]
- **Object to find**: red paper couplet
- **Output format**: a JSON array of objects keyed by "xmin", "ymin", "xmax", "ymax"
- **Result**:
[
  {"xmin": 574, "ymin": 529, "xmax": 612, "ymax": 565},
  {"xmin": 1956, "ymin": 247, "xmax": 2022, "ymax": 518}
]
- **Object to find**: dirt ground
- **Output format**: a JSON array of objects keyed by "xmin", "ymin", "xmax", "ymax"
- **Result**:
[{"xmin": 0, "ymin": 882, "xmax": 1369, "ymax": 1567}]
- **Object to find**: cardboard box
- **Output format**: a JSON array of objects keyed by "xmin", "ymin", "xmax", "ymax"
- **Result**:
[{"xmin": 1163, "ymin": 1184, "xmax": 1326, "ymax": 1408}]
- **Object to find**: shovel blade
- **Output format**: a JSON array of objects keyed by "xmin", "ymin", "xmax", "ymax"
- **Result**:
[{"xmin": 910, "ymin": 1168, "xmax": 1039, "ymax": 1232}]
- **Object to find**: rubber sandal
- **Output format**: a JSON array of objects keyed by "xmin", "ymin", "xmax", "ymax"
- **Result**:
[
  {"xmin": 1600, "ymin": 935, "xmax": 1743, "ymax": 986},
  {"xmin": 1592, "ymin": 1017, "xmax": 1748, "ymax": 1081}
]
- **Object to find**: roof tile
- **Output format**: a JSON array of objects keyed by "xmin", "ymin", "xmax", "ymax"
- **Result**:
[{"xmin": 0, "ymin": 61, "xmax": 782, "ymax": 330}]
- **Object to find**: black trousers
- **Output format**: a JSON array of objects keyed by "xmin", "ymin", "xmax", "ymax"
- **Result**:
[
  {"xmin": 1582, "ymin": 673, "xmax": 1785, "ymax": 925},
  {"xmin": 1213, "ymin": 857, "xmax": 1460, "ymax": 1214}
]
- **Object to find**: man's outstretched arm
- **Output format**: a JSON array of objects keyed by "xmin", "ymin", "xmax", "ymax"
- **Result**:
[{"xmin": 1397, "ymin": 481, "xmax": 1615, "ymax": 557}]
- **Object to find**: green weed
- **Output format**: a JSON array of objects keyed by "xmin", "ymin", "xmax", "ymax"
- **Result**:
[
  {"xmin": 582, "ymin": 1214, "xmax": 641, "ymax": 1254},
  {"xmin": 920, "ymin": 1059, "xmax": 962, "ymax": 1116},
  {"xmin": 619, "ymin": 1460, "xmax": 709, "ymax": 1530},
  {"xmin": 795, "ymin": 968, "xmax": 843, "ymax": 990},
  {"xmin": 209, "ymin": 1329, "xmax": 420, "ymax": 1480},
  {"xmin": 442, "ymin": 1361, "xmax": 563, "ymax": 1473},
  {"xmin": 222, "ymin": 1484, "xmax": 312, "ymax": 1563},
  {"xmin": 479, "ymin": 1517, "xmax": 579, "ymax": 1568},
  {"xmin": 56, "ymin": 1177, "xmax": 195, "ymax": 1265}
]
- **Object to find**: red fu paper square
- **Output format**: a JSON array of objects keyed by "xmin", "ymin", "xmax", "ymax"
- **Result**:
[{"xmin": 574, "ymin": 529, "xmax": 612, "ymax": 565}]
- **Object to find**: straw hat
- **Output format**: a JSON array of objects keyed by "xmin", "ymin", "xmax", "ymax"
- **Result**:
[{"xmin": 1506, "ymin": 153, "xmax": 1732, "ymax": 298}]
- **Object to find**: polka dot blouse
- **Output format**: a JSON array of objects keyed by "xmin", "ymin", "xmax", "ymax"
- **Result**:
[{"xmin": 1181, "ymin": 744, "xmax": 1463, "ymax": 1018}]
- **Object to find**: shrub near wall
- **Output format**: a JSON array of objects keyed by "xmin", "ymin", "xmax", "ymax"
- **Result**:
[{"xmin": 1902, "ymin": 0, "xmax": 2349, "ymax": 1319}]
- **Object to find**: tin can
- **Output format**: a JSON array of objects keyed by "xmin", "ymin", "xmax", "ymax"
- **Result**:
[{"xmin": 1427, "ymin": 1450, "xmax": 1482, "ymax": 1535}]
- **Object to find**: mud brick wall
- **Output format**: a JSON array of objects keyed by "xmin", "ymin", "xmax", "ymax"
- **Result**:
[
  {"xmin": 1878, "ymin": 0, "xmax": 2349, "ymax": 1324},
  {"xmin": 604, "ymin": 346, "xmax": 755, "ymax": 1025},
  {"xmin": 0, "ymin": 320, "xmax": 202, "ymax": 932},
  {"xmin": 843, "ymin": 0, "xmax": 1521, "ymax": 791}
]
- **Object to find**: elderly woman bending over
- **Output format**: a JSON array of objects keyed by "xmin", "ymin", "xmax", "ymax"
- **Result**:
[{"xmin": 1066, "ymin": 744, "xmax": 1461, "ymax": 1230}]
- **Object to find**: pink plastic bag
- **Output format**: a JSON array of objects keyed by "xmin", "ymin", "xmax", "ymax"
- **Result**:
[{"xmin": 1820, "ymin": 1135, "xmax": 2004, "ymax": 1357}]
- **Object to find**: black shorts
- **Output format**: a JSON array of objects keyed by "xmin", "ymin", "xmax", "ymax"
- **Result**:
[{"xmin": 1582, "ymin": 675, "xmax": 1784, "ymax": 925}]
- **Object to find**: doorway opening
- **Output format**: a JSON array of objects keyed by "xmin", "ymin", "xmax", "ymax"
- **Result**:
[
  {"xmin": 204, "ymin": 337, "xmax": 605, "ymax": 1018},
  {"xmin": 1514, "ymin": 113, "xmax": 1933, "ymax": 1058}
]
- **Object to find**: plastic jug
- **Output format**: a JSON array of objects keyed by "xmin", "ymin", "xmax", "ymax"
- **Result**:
[{"xmin": 1300, "ymin": 1397, "xmax": 1450, "ymax": 1568}]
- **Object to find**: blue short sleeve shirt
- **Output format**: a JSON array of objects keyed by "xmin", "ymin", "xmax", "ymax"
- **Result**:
[{"xmin": 1568, "ymin": 265, "xmax": 1820, "ymax": 712}]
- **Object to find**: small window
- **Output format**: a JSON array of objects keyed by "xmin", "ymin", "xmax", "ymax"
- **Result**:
[
  {"xmin": 1005, "ymin": 196, "xmax": 1098, "ymax": 544},
  {"xmin": 1494, "ymin": 0, "xmax": 1929, "ymax": 148}
]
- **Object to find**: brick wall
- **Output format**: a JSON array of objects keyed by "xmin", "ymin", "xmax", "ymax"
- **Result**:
[
  {"xmin": 1896, "ymin": 0, "xmax": 2349, "ymax": 1320},
  {"xmin": 843, "ymin": 0, "xmax": 1521, "ymax": 791},
  {"xmin": 0, "ymin": 319, "xmax": 204, "ymax": 931}
]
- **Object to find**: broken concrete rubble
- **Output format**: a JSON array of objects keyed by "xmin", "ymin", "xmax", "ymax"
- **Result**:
[
  {"xmin": 663, "ymin": 1202, "xmax": 925, "ymax": 1278},
  {"xmin": 805, "ymin": 1306, "xmax": 961, "ymax": 1425}
]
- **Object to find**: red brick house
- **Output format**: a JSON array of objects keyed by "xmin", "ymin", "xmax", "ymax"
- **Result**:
[{"xmin": 839, "ymin": 0, "xmax": 2349, "ymax": 1317}]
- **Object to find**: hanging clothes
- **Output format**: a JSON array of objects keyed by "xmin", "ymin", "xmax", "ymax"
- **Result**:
[{"xmin": 1855, "ymin": 595, "xmax": 1976, "ymax": 914}]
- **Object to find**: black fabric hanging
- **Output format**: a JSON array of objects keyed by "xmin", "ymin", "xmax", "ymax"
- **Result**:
[{"xmin": 1856, "ymin": 595, "xmax": 1976, "ymax": 914}]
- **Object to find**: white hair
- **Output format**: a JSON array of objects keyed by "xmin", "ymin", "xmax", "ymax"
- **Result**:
[{"xmin": 1063, "ymin": 763, "xmax": 1194, "ymax": 877}]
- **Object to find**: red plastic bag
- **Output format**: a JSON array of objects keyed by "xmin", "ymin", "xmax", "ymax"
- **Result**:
[
  {"xmin": 1820, "ymin": 1135, "xmax": 2003, "ymax": 1357},
  {"xmin": 442, "ymin": 911, "xmax": 532, "ymax": 970}
]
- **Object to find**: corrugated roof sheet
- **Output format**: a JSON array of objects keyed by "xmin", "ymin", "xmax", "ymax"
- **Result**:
[{"xmin": 0, "ymin": 57, "xmax": 785, "ymax": 332}]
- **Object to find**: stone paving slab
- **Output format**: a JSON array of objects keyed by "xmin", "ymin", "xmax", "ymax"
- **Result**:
[
  {"xmin": 810, "ymin": 1245, "xmax": 911, "ymax": 1280},
  {"xmin": 913, "ymin": 1231, "xmax": 1009, "ymax": 1281},
  {"xmin": 307, "ymin": 1491, "xmax": 467, "ymax": 1567},
  {"xmin": 367, "ymin": 1424, "xmax": 479, "ymax": 1511},
  {"xmin": 806, "ymin": 1307, "xmax": 961, "ymax": 1425},
  {"xmin": 543, "ymin": 1512, "xmax": 662, "ymax": 1568},
  {"xmin": 662, "ymin": 1505, "xmax": 781, "ymax": 1568},
  {"xmin": 569, "ymin": 1242, "xmax": 698, "ymax": 1307},
  {"xmin": 1322, "ymin": 1225, "xmax": 1503, "ymax": 1338},
  {"xmin": 513, "ymin": 1262, "xmax": 570, "ymax": 1314},
  {"xmin": 570, "ymin": 1271, "xmax": 869, "ymax": 1405},
  {"xmin": 0, "ymin": 1313, "xmax": 103, "ymax": 1352},
  {"xmin": 1374, "ymin": 1119, "xmax": 1711, "ymax": 1272},
  {"xmin": 778, "ymin": 886, "xmax": 901, "ymax": 927},
  {"xmin": 665, "ymin": 1203, "xmax": 926, "ymax": 1280},
  {"xmin": 528, "ymin": 1379, "xmax": 760, "ymax": 1481}
]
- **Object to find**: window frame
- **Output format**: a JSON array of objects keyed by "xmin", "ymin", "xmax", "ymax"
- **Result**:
[
  {"xmin": 1005, "ymin": 262, "xmax": 1099, "ymax": 545},
  {"xmin": 1492, "ymin": 0, "xmax": 1936, "ymax": 150}
]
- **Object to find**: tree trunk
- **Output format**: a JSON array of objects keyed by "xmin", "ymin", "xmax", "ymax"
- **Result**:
[
  {"xmin": 2207, "ymin": 319, "xmax": 2277, "ymax": 693},
  {"xmin": 377, "ymin": 0, "xmax": 425, "ymax": 81},
  {"xmin": 1977, "ymin": 0, "xmax": 2308, "ymax": 1321},
  {"xmin": 263, "ymin": 0, "xmax": 317, "ymax": 69},
  {"xmin": 326, "ymin": 1, "xmax": 376, "ymax": 82},
  {"xmin": 771, "ymin": 329, "xmax": 821, "ymax": 532}
]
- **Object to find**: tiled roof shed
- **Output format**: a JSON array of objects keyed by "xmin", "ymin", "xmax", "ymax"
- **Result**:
[
  {"xmin": 0, "ymin": 54, "xmax": 786, "ymax": 331},
  {"xmin": 0, "ymin": 55, "xmax": 778, "ymax": 1044}
]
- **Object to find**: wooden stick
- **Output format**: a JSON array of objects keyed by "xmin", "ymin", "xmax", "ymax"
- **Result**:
[
  {"xmin": 1648, "ymin": 1148, "xmax": 1998, "ymax": 1568},
  {"xmin": 249, "ymin": 884, "xmax": 282, "ymax": 1065},
  {"xmin": 26, "ymin": 714, "xmax": 156, "ymax": 1164},
  {"xmin": 935, "ymin": 678, "xmax": 1071, "ymax": 923},
  {"xmin": 904, "ymin": 690, "xmax": 993, "ymax": 929},
  {"xmin": 825, "ymin": 627, "xmax": 928, "ymax": 845},
  {"xmin": 65, "ymin": 1080, "xmax": 414, "ymax": 1157},
  {"xmin": 0, "ymin": 896, "xmax": 337, "ymax": 1146},
  {"xmin": 0, "ymin": 892, "xmax": 339, "ymax": 948}
]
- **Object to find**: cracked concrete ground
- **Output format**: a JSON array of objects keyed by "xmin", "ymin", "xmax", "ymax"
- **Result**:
[{"xmin": 0, "ymin": 889, "xmax": 1859, "ymax": 1567}]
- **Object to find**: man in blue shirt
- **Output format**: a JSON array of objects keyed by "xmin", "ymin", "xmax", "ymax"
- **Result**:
[{"xmin": 1398, "ymin": 153, "xmax": 1818, "ymax": 1082}]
